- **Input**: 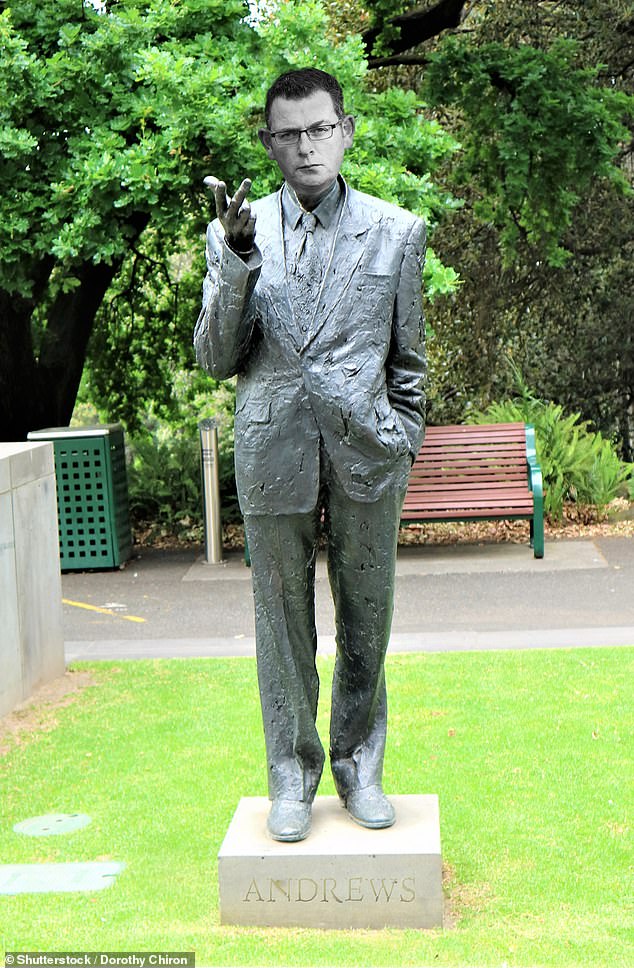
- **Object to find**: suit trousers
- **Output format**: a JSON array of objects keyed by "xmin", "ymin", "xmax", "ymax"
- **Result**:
[{"xmin": 243, "ymin": 445, "xmax": 408, "ymax": 804}]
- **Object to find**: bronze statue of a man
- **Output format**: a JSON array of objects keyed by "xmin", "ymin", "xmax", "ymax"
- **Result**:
[{"xmin": 194, "ymin": 68, "xmax": 426, "ymax": 842}]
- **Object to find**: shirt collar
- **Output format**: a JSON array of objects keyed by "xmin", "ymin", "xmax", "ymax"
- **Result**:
[{"xmin": 281, "ymin": 178, "xmax": 344, "ymax": 231}]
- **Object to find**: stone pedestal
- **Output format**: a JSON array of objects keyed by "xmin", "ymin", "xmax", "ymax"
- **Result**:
[
  {"xmin": 0, "ymin": 442, "xmax": 65, "ymax": 718},
  {"xmin": 218, "ymin": 795, "xmax": 442, "ymax": 930}
]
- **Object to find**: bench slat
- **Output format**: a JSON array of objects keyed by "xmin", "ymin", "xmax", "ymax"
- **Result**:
[
  {"xmin": 410, "ymin": 441, "xmax": 526, "ymax": 461},
  {"xmin": 414, "ymin": 448, "xmax": 527, "ymax": 458},
  {"xmin": 406, "ymin": 484, "xmax": 531, "ymax": 497},
  {"xmin": 403, "ymin": 495, "xmax": 533, "ymax": 514},
  {"xmin": 414, "ymin": 455, "xmax": 525, "ymax": 467},
  {"xmin": 401, "ymin": 508, "xmax": 534, "ymax": 520},
  {"xmin": 410, "ymin": 470, "xmax": 528, "ymax": 482},
  {"xmin": 422, "ymin": 428, "xmax": 525, "ymax": 438},
  {"xmin": 414, "ymin": 465, "xmax": 525, "ymax": 474},
  {"xmin": 424, "ymin": 425, "xmax": 524, "ymax": 433},
  {"xmin": 414, "ymin": 442, "xmax": 527, "ymax": 454},
  {"xmin": 422, "ymin": 434, "xmax": 526, "ymax": 444}
]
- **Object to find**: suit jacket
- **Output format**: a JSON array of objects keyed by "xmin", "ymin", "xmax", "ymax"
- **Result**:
[{"xmin": 194, "ymin": 180, "xmax": 427, "ymax": 515}]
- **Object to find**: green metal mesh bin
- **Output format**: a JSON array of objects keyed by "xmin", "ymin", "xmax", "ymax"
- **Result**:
[{"xmin": 27, "ymin": 424, "xmax": 132, "ymax": 571}]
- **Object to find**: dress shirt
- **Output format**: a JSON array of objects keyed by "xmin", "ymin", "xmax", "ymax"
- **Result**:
[{"xmin": 281, "ymin": 179, "xmax": 344, "ymax": 337}]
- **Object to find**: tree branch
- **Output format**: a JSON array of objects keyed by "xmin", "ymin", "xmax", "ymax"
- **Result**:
[
  {"xmin": 363, "ymin": 0, "xmax": 467, "ymax": 61},
  {"xmin": 368, "ymin": 53, "xmax": 431, "ymax": 68}
]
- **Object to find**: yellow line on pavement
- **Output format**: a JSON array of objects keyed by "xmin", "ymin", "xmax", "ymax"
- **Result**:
[{"xmin": 62, "ymin": 598, "xmax": 146, "ymax": 623}]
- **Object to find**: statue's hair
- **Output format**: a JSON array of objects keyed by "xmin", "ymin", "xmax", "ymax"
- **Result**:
[{"xmin": 265, "ymin": 68, "xmax": 345, "ymax": 126}]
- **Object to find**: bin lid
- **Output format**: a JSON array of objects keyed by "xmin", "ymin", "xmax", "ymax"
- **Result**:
[{"xmin": 27, "ymin": 424, "xmax": 122, "ymax": 439}]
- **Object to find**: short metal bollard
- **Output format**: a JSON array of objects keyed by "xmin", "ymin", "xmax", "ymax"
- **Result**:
[{"xmin": 199, "ymin": 419, "xmax": 224, "ymax": 564}]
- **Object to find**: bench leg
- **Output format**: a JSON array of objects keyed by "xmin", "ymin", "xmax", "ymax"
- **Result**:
[
  {"xmin": 531, "ymin": 509, "xmax": 545, "ymax": 558},
  {"xmin": 526, "ymin": 431, "xmax": 545, "ymax": 558}
]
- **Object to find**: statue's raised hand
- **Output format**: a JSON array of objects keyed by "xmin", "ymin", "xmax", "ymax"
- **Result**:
[{"xmin": 204, "ymin": 176, "xmax": 256, "ymax": 255}]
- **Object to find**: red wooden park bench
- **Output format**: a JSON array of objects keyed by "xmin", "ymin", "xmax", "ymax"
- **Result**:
[{"xmin": 401, "ymin": 422, "xmax": 545, "ymax": 558}]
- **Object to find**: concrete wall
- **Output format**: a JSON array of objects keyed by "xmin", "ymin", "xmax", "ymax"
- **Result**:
[{"xmin": 0, "ymin": 442, "xmax": 65, "ymax": 718}]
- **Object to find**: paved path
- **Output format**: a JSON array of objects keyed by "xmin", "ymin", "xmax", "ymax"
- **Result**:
[{"xmin": 62, "ymin": 536, "xmax": 634, "ymax": 661}]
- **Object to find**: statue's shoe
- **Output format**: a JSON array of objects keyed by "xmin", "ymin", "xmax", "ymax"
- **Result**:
[
  {"xmin": 267, "ymin": 799, "xmax": 312, "ymax": 842},
  {"xmin": 344, "ymin": 785, "xmax": 396, "ymax": 829}
]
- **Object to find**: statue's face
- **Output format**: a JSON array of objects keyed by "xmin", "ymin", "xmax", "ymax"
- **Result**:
[{"xmin": 259, "ymin": 90, "xmax": 355, "ymax": 207}]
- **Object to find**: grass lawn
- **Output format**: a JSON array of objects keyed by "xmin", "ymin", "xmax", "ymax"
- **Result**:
[{"xmin": 0, "ymin": 648, "xmax": 631, "ymax": 967}]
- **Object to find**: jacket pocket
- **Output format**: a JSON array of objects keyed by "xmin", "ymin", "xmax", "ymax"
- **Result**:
[{"xmin": 374, "ymin": 397, "xmax": 410, "ymax": 457}]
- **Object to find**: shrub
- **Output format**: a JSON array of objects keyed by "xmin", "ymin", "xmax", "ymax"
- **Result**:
[
  {"xmin": 84, "ymin": 367, "xmax": 241, "ymax": 541},
  {"xmin": 126, "ymin": 416, "xmax": 240, "ymax": 542},
  {"xmin": 126, "ymin": 431, "xmax": 205, "ymax": 535},
  {"xmin": 470, "ymin": 377, "xmax": 633, "ymax": 519}
]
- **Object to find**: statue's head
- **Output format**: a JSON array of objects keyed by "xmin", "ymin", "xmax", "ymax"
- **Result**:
[{"xmin": 258, "ymin": 68, "xmax": 355, "ymax": 208}]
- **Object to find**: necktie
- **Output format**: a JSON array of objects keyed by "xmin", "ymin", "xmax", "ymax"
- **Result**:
[{"xmin": 291, "ymin": 212, "xmax": 322, "ymax": 335}]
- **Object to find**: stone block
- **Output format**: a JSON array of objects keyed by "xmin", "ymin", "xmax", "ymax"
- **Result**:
[
  {"xmin": 218, "ymin": 795, "xmax": 442, "ymax": 930},
  {"xmin": 0, "ymin": 454, "xmax": 10, "ymax": 494},
  {"xmin": 5, "ymin": 440, "xmax": 54, "ymax": 489},
  {"xmin": 0, "ymin": 442, "xmax": 65, "ymax": 717},
  {"xmin": 15, "ymin": 473, "xmax": 65, "ymax": 696},
  {"xmin": 0, "ymin": 491, "xmax": 22, "ymax": 716}
]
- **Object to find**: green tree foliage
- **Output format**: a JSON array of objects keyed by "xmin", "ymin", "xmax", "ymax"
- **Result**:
[
  {"xmin": 1, "ymin": 0, "xmax": 262, "ymax": 438},
  {"xmin": 423, "ymin": 37, "xmax": 631, "ymax": 264},
  {"xmin": 5, "ymin": 0, "xmax": 631, "ymax": 500},
  {"xmin": 353, "ymin": 0, "xmax": 633, "ymax": 458},
  {"xmin": 0, "ymin": 0, "xmax": 458, "ymax": 440},
  {"xmin": 358, "ymin": 0, "xmax": 632, "ymax": 264}
]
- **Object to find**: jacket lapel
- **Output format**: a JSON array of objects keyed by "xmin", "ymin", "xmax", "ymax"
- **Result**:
[
  {"xmin": 256, "ymin": 191, "xmax": 303, "ymax": 352},
  {"xmin": 302, "ymin": 191, "xmax": 370, "ymax": 350},
  {"xmin": 255, "ymin": 185, "xmax": 372, "ymax": 353}
]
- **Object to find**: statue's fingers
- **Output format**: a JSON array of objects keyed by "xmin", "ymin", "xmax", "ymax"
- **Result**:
[
  {"xmin": 215, "ymin": 181, "xmax": 230, "ymax": 218},
  {"xmin": 230, "ymin": 178, "xmax": 253, "ymax": 214},
  {"xmin": 204, "ymin": 176, "xmax": 229, "ymax": 218}
]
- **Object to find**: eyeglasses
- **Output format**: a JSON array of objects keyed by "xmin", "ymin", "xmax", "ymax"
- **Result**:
[{"xmin": 267, "ymin": 121, "xmax": 343, "ymax": 147}]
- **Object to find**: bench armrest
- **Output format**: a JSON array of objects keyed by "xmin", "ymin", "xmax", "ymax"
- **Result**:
[{"xmin": 525, "ymin": 424, "xmax": 545, "ymax": 558}]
